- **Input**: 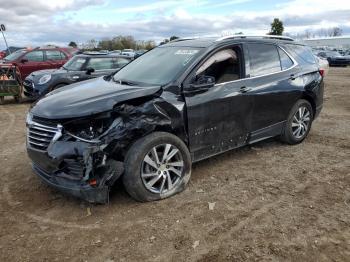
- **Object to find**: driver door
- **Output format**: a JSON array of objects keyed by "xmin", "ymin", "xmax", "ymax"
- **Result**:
[{"xmin": 183, "ymin": 45, "xmax": 253, "ymax": 161}]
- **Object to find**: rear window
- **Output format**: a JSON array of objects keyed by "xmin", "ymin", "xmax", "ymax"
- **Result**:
[
  {"xmin": 285, "ymin": 44, "xmax": 316, "ymax": 64},
  {"xmin": 247, "ymin": 43, "xmax": 281, "ymax": 77}
]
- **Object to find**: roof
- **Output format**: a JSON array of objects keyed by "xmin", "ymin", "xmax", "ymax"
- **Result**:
[
  {"xmin": 164, "ymin": 35, "xmax": 300, "ymax": 48},
  {"xmin": 75, "ymin": 53, "xmax": 132, "ymax": 58}
]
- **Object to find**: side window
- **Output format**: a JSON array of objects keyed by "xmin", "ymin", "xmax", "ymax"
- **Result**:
[
  {"xmin": 24, "ymin": 51, "xmax": 44, "ymax": 62},
  {"xmin": 285, "ymin": 44, "xmax": 316, "ymax": 64},
  {"xmin": 196, "ymin": 48, "xmax": 240, "ymax": 84},
  {"xmin": 278, "ymin": 47, "xmax": 294, "ymax": 70},
  {"xmin": 116, "ymin": 57, "xmax": 130, "ymax": 68},
  {"xmin": 46, "ymin": 50, "xmax": 64, "ymax": 61},
  {"xmin": 248, "ymin": 44, "xmax": 281, "ymax": 77},
  {"xmin": 86, "ymin": 58, "xmax": 113, "ymax": 70}
]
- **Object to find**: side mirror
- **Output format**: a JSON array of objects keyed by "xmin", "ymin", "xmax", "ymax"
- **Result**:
[
  {"xmin": 21, "ymin": 58, "xmax": 28, "ymax": 63},
  {"xmin": 190, "ymin": 75, "xmax": 215, "ymax": 90},
  {"xmin": 86, "ymin": 67, "xmax": 95, "ymax": 75}
]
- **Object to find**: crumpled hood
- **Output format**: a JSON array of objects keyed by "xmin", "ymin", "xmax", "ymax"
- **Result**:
[{"xmin": 31, "ymin": 77, "xmax": 161, "ymax": 119}]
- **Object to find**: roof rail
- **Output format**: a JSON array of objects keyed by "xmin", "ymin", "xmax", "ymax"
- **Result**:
[
  {"xmin": 216, "ymin": 35, "xmax": 294, "ymax": 42},
  {"xmin": 170, "ymin": 37, "xmax": 201, "ymax": 43}
]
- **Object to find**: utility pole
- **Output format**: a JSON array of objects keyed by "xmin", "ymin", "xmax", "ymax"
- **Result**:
[{"xmin": 0, "ymin": 24, "xmax": 11, "ymax": 54}]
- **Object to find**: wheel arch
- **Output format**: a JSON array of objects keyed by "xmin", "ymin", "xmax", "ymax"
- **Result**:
[
  {"xmin": 108, "ymin": 97, "xmax": 188, "ymax": 161},
  {"xmin": 301, "ymin": 92, "xmax": 316, "ymax": 117}
]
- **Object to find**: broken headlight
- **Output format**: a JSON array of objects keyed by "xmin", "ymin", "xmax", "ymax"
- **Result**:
[{"xmin": 64, "ymin": 114, "xmax": 114, "ymax": 142}]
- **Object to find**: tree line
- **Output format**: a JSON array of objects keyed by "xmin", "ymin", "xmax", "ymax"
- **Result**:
[{"xmin": 69, "ymin": 35, "xmax": 157, "ymax": 51}]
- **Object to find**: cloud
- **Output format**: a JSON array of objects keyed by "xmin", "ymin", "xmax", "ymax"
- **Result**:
[{"xmin": 0, "ymin": 0, "xmax": 349, "ymax": 49}]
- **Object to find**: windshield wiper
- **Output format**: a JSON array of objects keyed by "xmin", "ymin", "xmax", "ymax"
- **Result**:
[{"xmin": 114, "ymin": 78, "xmax": 138, "ymax": 86}]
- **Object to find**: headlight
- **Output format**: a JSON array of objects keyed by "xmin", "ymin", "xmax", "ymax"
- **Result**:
[
  {"xmin": 38, "ymin": 74, "xmax": 51, "ymax": 85},
  {"xmin": 26, "ymin": 112, "xmax": 33, "ymax": 126},
  {"xmin": 64, "ymin": 114, "xmax": 116, "ymax": 142}
]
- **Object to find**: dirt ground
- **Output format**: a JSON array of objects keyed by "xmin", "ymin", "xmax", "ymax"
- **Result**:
[{"xmin": 0, "ymin": 67, "xmax": 349, "ymax": 262}]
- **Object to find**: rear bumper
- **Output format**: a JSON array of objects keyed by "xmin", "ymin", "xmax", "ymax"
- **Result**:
[
  {"xmin": 32, "ymin": 164, "xmax": 109, "ymax": 203},
  {"xmin": 315, "ymin": 104, "xmax": 323, "ymax": 119}
]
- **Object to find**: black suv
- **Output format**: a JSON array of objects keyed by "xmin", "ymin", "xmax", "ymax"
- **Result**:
[
  {"xmin": 23, "ymin": 53, "xmax": 132, "ymax": 99},
  {"xmin": 26, "ymin": 36, "xmax": 324, "ymax": 203}
]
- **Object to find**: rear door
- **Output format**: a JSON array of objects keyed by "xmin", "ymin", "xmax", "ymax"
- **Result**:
[
  {"xmin": 245, "ymin": 43, "xmax": 300, "ymax": 142},
  {"xmin": 183, "ymin": 45, "xmax": 254, "ymax": 161},
  {"xmin": 19, "ymin": 50, "xmax": 46, "ymax": 79}
]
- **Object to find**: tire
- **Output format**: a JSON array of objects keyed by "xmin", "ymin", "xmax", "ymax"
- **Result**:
[
  {"xmin": 0, "ymin": 96, "xmax": 4, "ymax": 104},
  {"xmin": 281, "ymin": 99, "xmax": 313, "ymax": 145},
  {"xmin": 123, "ymin": 132, "xmax": 192, "ymax": 202},
  {"xmin": 14, "ymin": 95, "xmax": 21, "ymax": 103}
]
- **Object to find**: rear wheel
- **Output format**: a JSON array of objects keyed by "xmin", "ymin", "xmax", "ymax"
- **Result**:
[
  {"xmin": 123, "ymin": 132, "xmax": 192, "ymax": 202},
  {"xmin": 281, "ymin": 99, "xmax": 313, "ymax": 145}
]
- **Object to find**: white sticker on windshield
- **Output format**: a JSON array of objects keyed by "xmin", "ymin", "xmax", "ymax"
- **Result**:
[
  {"xmin": 77, "ymin": 59, "xmax": 85, "ymax": 63},
  {"xmin": 175, "ymin": 50, "xmax": 199, "ymax": 55}
]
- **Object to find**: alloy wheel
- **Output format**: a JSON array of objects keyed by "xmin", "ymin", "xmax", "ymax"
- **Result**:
[
  {"xmin": 291, "ymin": 106, "xmax": 311, "ymax": 139},
  {"xmin": 141, "ymin": 144, "xmax": 184, "ymax": 194}
]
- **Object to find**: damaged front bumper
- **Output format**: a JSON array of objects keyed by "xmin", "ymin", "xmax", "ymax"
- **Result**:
[
  {"xmin": 27, "ymin": 132, "xmax": 123, "ymax": 204},
  {"xmin": 32, "ymin": 163, "xmax": 110, "ymax": 203}
]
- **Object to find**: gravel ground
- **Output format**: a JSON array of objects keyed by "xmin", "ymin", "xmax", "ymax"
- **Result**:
[{"xmin": 0, "ymin": 67, "xmax": 349, "ymax": 262}]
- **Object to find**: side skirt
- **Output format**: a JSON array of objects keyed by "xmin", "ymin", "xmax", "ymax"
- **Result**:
[{"xmin": 248, "ymin": 121, "xmax": 286, "ymax": 144}]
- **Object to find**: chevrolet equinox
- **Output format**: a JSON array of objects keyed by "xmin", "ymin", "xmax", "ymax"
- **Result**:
[{"xmin": 26, "ymin": 35, "xmax": 324, "ymax": 203}]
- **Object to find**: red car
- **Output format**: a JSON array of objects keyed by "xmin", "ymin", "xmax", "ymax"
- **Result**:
[
  {"xmin": 0, "ymin": 47, "xmax": 77, "ymax": 81},
  {"xmin": 0, "ymin": 51, "xmax": 6, "ymax": 59}
]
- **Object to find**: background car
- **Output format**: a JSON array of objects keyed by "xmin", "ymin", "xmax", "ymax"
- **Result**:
[
  {"xmin": 0, "ymin": 46, "xmax": 77, "ymax": 81},
  {"xmin": 317, "ymin": 50, "xmax": 350, "ymax": 66},
  {"xmin": 23, "ymin": 53, "xmax": 132, "ymax": 99},
  {"xmin": 134, "ymin": 49, "xmax": 147, "ymax": 59},
  {"xmin": 121, "ymin": 49, "xmax": 135, "ymax": 57}
]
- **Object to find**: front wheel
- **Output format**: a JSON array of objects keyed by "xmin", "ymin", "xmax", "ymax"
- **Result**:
[
  {"xmin": 123, "ymin": 132, "xmax": 192, "ymax": 202},
  {"xmin": 281, "ymin": 99, "xmax": 313, "ymax": 145}
]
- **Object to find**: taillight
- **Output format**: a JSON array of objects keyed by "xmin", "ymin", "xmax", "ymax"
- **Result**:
[{"xmin": 319, "ymin": 69, "xmax": 325, "ymax": 77}]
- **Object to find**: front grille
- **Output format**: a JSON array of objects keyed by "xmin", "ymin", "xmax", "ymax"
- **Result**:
[
  {"xmin": 23, "ymin": 80, "xmax": 38, "ymax": 98},
  {"xmin": 27, "ymin": 118, "xmax": 61, "ymax": 151}
]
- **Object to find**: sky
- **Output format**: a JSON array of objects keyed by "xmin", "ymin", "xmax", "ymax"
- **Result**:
[{"xmin": 0, "ymin": 0, "xmax": 349, "ymax": 49}]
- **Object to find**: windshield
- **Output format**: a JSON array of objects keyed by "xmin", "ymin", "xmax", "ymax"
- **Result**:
[
  {"xmin": 4, "ymin": 50, "xmax": 26, "ymax": 61},
  {"xmin": 63, "ymin": 56, "xmax": 87, "ymax": 71},
  {"xmin": 113, "ymin": 46, "xmax": 203, "ymax": 85}
]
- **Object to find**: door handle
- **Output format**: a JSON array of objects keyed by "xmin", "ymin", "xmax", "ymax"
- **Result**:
[
  {"xmin": 240, "ymin": 86, "xmax": 250, "ymax": 93},
  {"xmin": 290, "ymin": 74, "xmax": 296, "ymax": 80}
]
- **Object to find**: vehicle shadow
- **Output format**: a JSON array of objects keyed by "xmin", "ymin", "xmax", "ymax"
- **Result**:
[{"xmin": 109, "ymin": 137, "xmax": 283, "ymax": 204}]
